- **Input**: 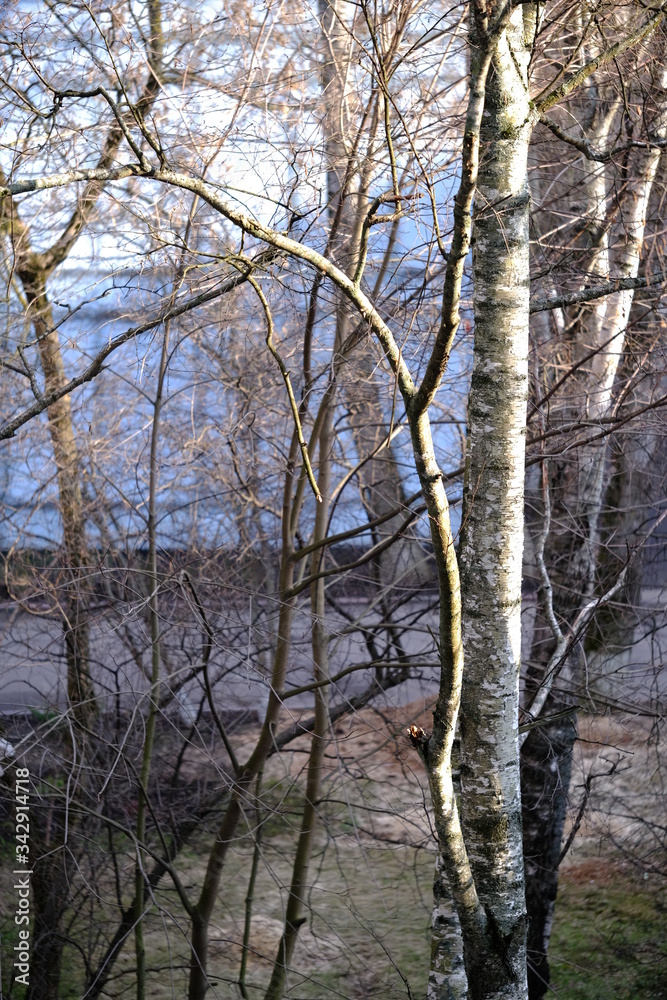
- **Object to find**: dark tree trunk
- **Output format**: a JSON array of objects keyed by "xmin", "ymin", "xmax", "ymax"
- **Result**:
[
  {"xmin": 521, "ymin": 698, "xmax": 577, "ymax": 1000},
  {"xmin": 27, "ymin": 846, "xmax": 69, "ymax": 1000}
]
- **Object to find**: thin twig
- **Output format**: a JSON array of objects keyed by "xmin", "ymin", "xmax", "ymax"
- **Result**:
[{"xmin": 244, "ymin": 272, "xmax": 322, "ymax": 502}]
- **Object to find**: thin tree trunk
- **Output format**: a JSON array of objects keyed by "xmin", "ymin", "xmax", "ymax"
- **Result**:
[
  {"xmin": 187, "ymin": 566, "xmax": 297, "ymax": 1000},
  {"xmin": 26, "ymin": 850, "xmax": 69, "ymax": 1000},
  {"xmin": 521, "ymin": 695, "xmax": 577, "ymax": 999},
  {"xmin": 319, "ymin": 0, "xmax": 411, "ymax": 578},
  {"xmin": 408, "ymin": 6, "xmax": 533, "ymax": 996},
  {"xmin": 187, "ymin": 339, "xmax": 313, "ymax": 999},
  {"xmin": 429, "ymin": 861, "xmax": 467, "ymax": 1000},
  {"xmin": 263, "ymin": 397, "xmax": 333, "ymax": 1000},
  {"xmin": 0, "ymin": 0, "xmax": 164, "ymax": 733},
  {"xmin": 20, "ymin": 278, "xmax": 92, "ymax": 999},
  {"xmin": 10, "ymin": 271, "xmax": 96, "ymax": 731},
  {"xmin": 134, "ymin": 317, "xmax": 170, "ymax": 1000}
]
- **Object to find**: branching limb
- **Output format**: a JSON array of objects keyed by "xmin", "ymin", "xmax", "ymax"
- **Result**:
[
  {"xmin": 282, "ymin": 657, "xmax": 438, "ymax": 701},
  {"xmin": 180, "ymin": 571, "xmax": 241, "ymax": 778},
  {"xmin": 5, "ymin": 346, "xmax": 44, "ymax": 401},
  {"xmin": 291, "ymin": 487, "xmax": 423, "ymax": 563},
  {"xmin": 539, "ymin": 113, "xmax": 667, "ymax": 162},
  {"xmin": 286, "ymin": 502, "xmax": 425, "ymax": 598},
  {"xmin": 533, "ymin": 461, "xmax": 562, "ymax": 644},
  {"xmin": 238, "ymin": 772, "xmax": 264, "ymax": 1000},
  {"xmin": 532, "ymin": 358, "xmax": 562, "ymax": 646},
  {"xmin": 530, "ymin": 270, "xmax": 667, "ymax": 313},
  {"xmin": 528, "ymin": 391, "xmax": 667, "ymax": 453},
  {"xmin": 0, "ymin": 253, "xmax": 278, "ymax": 440},
  {"xmin": 1, "ymin": 167, "xmax": 418, "ymax": 403},
  {"xmin": 521, "ymin": 508, "xmax": 667, "ymax": 739},
  {"xmin": 557, "ymin": 761, "xmax": 620, "ymax": 867},
  {"xmin": 244, "ymin": 272, "xmax": 322, "ymax": 503},
  {"xmin": 352, "ymin": 191, "xmax": 402, "ymax": 288},
  {"xmin": 411, "ymin": 39, "xmax": 495, "ymax": 417},
  {"xmin": 536, "ymin": 4, "xmax": 667, "ymax": 114}
]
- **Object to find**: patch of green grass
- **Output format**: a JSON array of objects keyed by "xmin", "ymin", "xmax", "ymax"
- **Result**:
[
  {"xmin": 4, "ymin": 827, "xmax": 665, "ymax": 1000},
  {"xmin": 549, "ymin": 872, "xmax": 667, "ymax": 999},
  {"xmin": 82, "ymin": 827, "xmax": 433, "ymax": 1000}
]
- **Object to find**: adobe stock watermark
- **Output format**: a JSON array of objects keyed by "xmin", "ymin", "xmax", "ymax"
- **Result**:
[{"xmin": 13, "ymin": 765, "xmax": 32, "ymax": 987}]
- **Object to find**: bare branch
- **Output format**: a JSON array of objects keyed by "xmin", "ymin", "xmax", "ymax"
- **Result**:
[
  {"xmin": 536, "ymin": 4, "xmax": 667, "ymax": 114},
  {"xmin": 539, "ymin": 112, "xmax": 667, "ymax": 162},
  {"xmin": 0, "ymin": 251, "xmax": 279, "ymax": 440},
  {"xmin": 530, "ymin": 270, "xmax": 667, "ymax": 313}
]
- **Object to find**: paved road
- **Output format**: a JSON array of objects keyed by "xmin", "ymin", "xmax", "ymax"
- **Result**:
[{"xmin": 1, "ymin": 590, "xmax": 664, "ymax": 717}]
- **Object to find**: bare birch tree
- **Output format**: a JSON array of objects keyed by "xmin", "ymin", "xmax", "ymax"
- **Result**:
[
  {"xmin": 521, "ymin": 16, "xmax": 667, "ymax": 996},
  {"xmin": 1, "ymin": 3, "xmax": 666, "ymax": 1000}
]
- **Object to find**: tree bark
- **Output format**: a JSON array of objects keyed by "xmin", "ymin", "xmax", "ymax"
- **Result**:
[
  {"xmin": 409, "ymin": 7, "xmax": 533, "ymax": 997},
  {"xmin": 22, "ymin": 275, "xmax": 96, "ymax": 729},
  {"xmin": 456, "ymin": 7, "xmax": 532, "ymax": 998},
  {"xmin": 26, "ymin": 848, "xmax": 69, "ymax": 1000},
  {"xmin": 319, "ymin": 0, "xmax": 413, "ymax": 581}
]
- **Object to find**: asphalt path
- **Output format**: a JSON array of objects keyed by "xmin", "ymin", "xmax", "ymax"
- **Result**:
[{"xmin": 1, "ymin": 591, "xmax": 664, "ymax": 718}]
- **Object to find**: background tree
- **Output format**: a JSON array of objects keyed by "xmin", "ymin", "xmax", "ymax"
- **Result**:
[{"xmin": 522, "ymin": 15, "xmax": 667, "ymax": 995}]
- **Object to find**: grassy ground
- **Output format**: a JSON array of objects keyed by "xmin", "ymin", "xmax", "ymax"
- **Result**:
[
  {"xmin": 94, "ymin": 853, "xmax": 667, "ymax": 1000},
  {"xmin": 2, "ymin": 841, "xmax": 665, "ymax": 999},
  {"xmin": 1, "ymin": 707, "xmax": 665, "ymax": 998},
  {"xmin": 105, "ymin": 829, "xmax": 435, "ymax": 999},
  {"xmin": 549, "ymin": 865, "xmax": 667, "ymax": 1000},
  {"xmin": 74, "ymin": 842, "xmax": 667, "ymax": 999}
]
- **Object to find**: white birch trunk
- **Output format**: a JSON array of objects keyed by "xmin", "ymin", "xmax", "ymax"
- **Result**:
[
  {"xmin": 456, "ymin": 7, "xmax": 533, "ymax": 998},
  {"xmin": 578, "ymin": 143, "xmax": 664, "ymax": 555},
  {"xmin": 521, "ymin": 50, "xmax": 667, "ymax": 1000},
  {"xmin": 414, "ymin": 7, "xmax": 534, "ymax": 999}
]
